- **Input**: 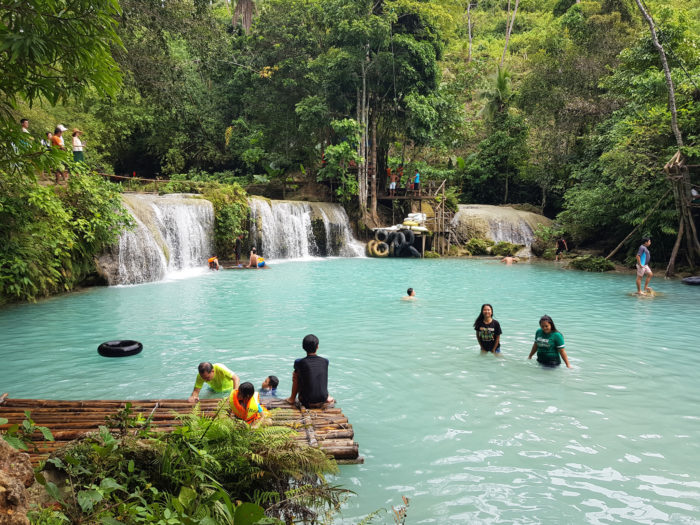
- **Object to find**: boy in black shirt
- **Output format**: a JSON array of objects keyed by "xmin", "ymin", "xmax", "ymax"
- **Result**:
[{"xmin": 286, "ymin": 334, "xmax": 335, "ymax": 408}]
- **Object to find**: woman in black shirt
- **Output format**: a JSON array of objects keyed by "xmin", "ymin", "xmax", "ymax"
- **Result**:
[{"xmin": 474, "ymin": 303, "xmax": 502, "ymax": 354}]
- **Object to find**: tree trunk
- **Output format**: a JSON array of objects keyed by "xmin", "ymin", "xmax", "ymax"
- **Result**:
[
  {"xmin": 500, "ymin": 0, "xmax": 519, "ymax": 67},
  {"xmin": 634, "ymin": 0, "xmax": 700, "ymax": 273},
  {"xmin": 370, "ymin": 110, "xmax": 378, "ymax": 222},
  {"xmin": 467, "ymin": 2, "xmax": 473, "ymax": 63},
  {"xmin": 233, "ymin": 0, "xmax": 255, "ymax": 34}
]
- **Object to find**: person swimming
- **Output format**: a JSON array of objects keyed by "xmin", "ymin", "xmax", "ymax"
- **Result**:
[{"xmin": 401, "ymin": 288, "xmax": 416, "ymax": 300}]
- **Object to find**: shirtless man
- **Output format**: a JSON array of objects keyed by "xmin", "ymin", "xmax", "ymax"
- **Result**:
[{"xmin": 246, "ymin": 247, "xmax": 265, "ymax": 269}]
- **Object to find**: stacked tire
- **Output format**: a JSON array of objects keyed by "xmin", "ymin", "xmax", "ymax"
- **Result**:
[{"xmin": 367, "ymin": 229, "xmax": 420, "ymax": 258}]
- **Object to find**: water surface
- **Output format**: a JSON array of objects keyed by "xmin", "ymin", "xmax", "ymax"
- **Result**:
[{"xmin": 1, "ymin": 259, "xmax": 698, "ymax": 524}]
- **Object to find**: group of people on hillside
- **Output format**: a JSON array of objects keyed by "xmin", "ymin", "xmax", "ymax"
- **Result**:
[
  {"xmin": 20, "ymin": 118, "xmax": 85, "ymax": 183},
  {"xmin": 187, "ymin": 334, "xmax": 333, "ymax": 426}
]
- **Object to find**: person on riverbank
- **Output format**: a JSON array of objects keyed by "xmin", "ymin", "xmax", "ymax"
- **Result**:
[
  {"xmin": 286, "ymin": 334, "xmax": 334, "ymax": 409},
  {"xmin": 635, "ymin": 238, "xmax": 653, "ymax": 295},
  {"xmin": 230, "ymin": 382, "xmax": 269, "ymax": 425},
  {"xmin": 474, "ymin": 304, "xmax": 502, "ymax": 355},
  {"xmin": 555, "ymin": 237, "xmax": 568, "ymax": 261},
  {"xmin": 528, "ymin": 315, "xmax": 570, "ymax": 368},
  {"xmin": 72, "ymin": 128, "xmax": 85, "ymax": 162},
  {"xmin": 51, "ymin": 125, "xmax": 68, "ymax": 183},
  {"xmin": 208, "ymin": 255, "xmax": 220, "ymax": 270},
  {"xmin": 402, "ymin": 288, "xmax": 416, "ymax": 301},
  {"xmin": 260, "ymin": 375, "xmax": 279, "ymax": 397},
  {"xmin": 20, "ymin": 118, "xmax": 30, "ymax": 134},
  {"xmin": 188, "ymin": 362, "xmax": 240, "ymax": 403}
]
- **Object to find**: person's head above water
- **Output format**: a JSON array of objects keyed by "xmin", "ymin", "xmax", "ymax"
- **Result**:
[
  {"xmin": 539, "ymin": 315, "xmax": 558, "ymax": 333},
  {"xmin": 198, "ymin": 362, "xmax": 214, "ymax": 380},
  {"xmin": 262, "ymin": 375, "xmax": 279, "ymax": 389},
  {"xmin": 473, "ymin": 303, "xmax": 494, "ymax": 329},
  {"xmin": 238, "ymin": 382, "xmax": 255, "ymax": 401},
  {"xmin": 407, "ymin": 288, "xmax": 415, "ymax": 297},
  {"xmin": 302, "ymin": 334, "xmax": 319, "ymax": 354}
]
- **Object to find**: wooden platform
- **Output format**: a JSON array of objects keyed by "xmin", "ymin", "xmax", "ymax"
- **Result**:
[{"xmin": 0, "ymin": 395, "xmax": 362, "ymax": 465}]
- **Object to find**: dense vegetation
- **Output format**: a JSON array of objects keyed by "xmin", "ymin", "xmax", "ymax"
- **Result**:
[
  {"xmin": 3, "ymin": 0, "xmax": 700, "ymax": 304},
  {"xmin": 23, "ymin": 405, "xmax": 346, "ymax": 524}
]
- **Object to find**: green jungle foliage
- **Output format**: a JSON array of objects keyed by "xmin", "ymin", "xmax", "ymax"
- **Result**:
[
  {"xmin": 3, "ymin": 0, "xmax": 700, "ymax": 304},
  {"xmin": 0, "ymin": 165, "xmax": 132, "ymax": 304},
  {"xmin": 568, "ymin": 255, "xmax": 616, "ymax": 272},
  {"xmin": 465, "ymin": 237, "xmax": 495, "ymax": 255},
  {"xmin": 29, "ymin": 404, "xmax": 346, "ymax": 524}
]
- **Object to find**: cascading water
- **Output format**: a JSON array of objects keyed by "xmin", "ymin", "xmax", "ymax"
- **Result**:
[
  {"xmin": 451, "ymin": 204, "xmax": 552, "ymax": 250},
  {"xmin": 97, "ymin": 194, "xmax": 214, "ymax": 285},
  {"xmin": 248, "ymin": 198, "xmax": 363, "ymax": 258}
]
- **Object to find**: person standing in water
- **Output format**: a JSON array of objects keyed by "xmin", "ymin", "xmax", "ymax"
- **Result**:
[
  {"xmin": 474, "ymin": 303, "xmax": 502, "ymax": 354},
  {"xmin": 528, "ymin": 315, "xmax": 570, "ymax": 368},
  {"xmin": 635, "ymin": 238, "xmax": 653, "ymax": 295},
  {"xmin": 188, "ymin": 362, "xmax": 240, "ymax": 403}
]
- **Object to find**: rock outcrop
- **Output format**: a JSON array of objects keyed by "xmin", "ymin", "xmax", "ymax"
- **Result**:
[{"xmin": 0, "ymin": 439, "xmax": 33, "ymax": 525}]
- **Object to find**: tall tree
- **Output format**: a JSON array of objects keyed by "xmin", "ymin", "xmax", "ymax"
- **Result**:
[{"xmin": 633, "ymin": 0, "xmax": 700, "ymax": 274}]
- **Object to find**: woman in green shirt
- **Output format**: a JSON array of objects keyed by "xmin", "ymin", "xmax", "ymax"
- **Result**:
[{"xmin": 528, "ymin": 315, "xmax": 571, "ymax": 368}]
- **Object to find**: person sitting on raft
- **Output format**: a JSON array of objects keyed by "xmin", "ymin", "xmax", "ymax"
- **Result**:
[
  {"xmin": 527, "ymin": 315, "xmax": 571, "ymax": 368},
  {"xmin": 230, "ymin": 382, "xmax": 269, "ymax": 426},
  {"xmin": 260, "ymin": 375, "xmax": 279, "ymax": 397},
  {"xmin": 246, "ymin": 247, "xmax": 267, "ymax": 269},
  {"xmin": 208, "ymin": 256, "xmax": 220, "ymax": 270},
  {"xmin": 188, "ymin": 362, "xmax": 240, "ymax": 403},
  {"xmin": 286, "ymin": 334, "xmax": 335, "ymax": 409}
]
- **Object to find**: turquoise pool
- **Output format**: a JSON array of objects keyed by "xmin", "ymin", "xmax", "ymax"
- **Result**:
[{"xmin": 1, "ymin": 258, "xmax": 699, "ymax": 523}]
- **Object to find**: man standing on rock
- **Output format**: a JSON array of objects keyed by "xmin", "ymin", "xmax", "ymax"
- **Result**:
[{"xmin": 635, "ymin": 238, "xmax": 653, "ymax": 295}]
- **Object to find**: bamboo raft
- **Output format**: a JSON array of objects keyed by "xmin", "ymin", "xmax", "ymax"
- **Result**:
[{"xmin": 0, "ymin": 394, "xmax": 362, "ymax": 466}]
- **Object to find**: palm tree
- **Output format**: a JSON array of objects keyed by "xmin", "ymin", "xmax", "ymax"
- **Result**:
[{"xmin": 478, "ymin": 65, "xmax": 513, "ymax": 120}]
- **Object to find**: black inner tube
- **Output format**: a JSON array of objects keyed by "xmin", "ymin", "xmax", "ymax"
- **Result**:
[
  {"xmin": 98, "ymin": 340, "xmax": 143, "ymax": 358},
  {"xmin": 682, "ymin": 276, "xmax": 700, "ymax": 285}
]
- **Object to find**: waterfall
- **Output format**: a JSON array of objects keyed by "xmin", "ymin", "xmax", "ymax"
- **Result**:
[
  {"xmin": 98, "ymin": 194, "xmax": 214, "ymax": 285},
  {"xmin": 248, "ymin": 198, "xmax": 363, "ymax": 259},
  {"xmin": 451, "ymin": 204, "xmax": 552, "ymax": 250}
]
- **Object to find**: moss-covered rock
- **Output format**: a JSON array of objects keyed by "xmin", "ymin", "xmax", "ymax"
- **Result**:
[
  {"xmin": 465, "ymin": 238, "xmax": 495, "ymax": 255},
  {"xmin": 424, "ymin": 250, "xmax": 441, "ymax": 258},
  {"xmin": 491, "ymin": 241, "xmax": 522, "ymax": 257}
]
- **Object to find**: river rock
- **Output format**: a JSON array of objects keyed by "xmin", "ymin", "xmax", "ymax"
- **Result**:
[
  {"xmin": 0, "ymin": 439, "xmax": 33, "ymax": 525},
  {"xmin": 451, "ymin": 205, "xmax": 551, "ymax": 253}
]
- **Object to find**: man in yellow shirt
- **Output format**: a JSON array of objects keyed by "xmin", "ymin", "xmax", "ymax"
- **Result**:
[{"xmin": 188, "ymin": 362, "xmax": 240, "ymax": 403}]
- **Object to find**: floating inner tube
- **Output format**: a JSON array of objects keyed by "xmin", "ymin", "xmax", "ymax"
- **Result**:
[
  {"xmin": 375, "ymin": 229, "xmax": 389, "ymax": 242},
  {"xmin": 682, "ymin": 276, "xmax": 700, "ymax": 285},
  {"xmin": 98, "ymin": 340, "xmax": 143, "ymax": 358}
]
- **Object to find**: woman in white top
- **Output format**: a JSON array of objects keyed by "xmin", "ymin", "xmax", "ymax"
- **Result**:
[{"xmin": 72, "ymin": 128, "xmax": 84, "ymax": 162}]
